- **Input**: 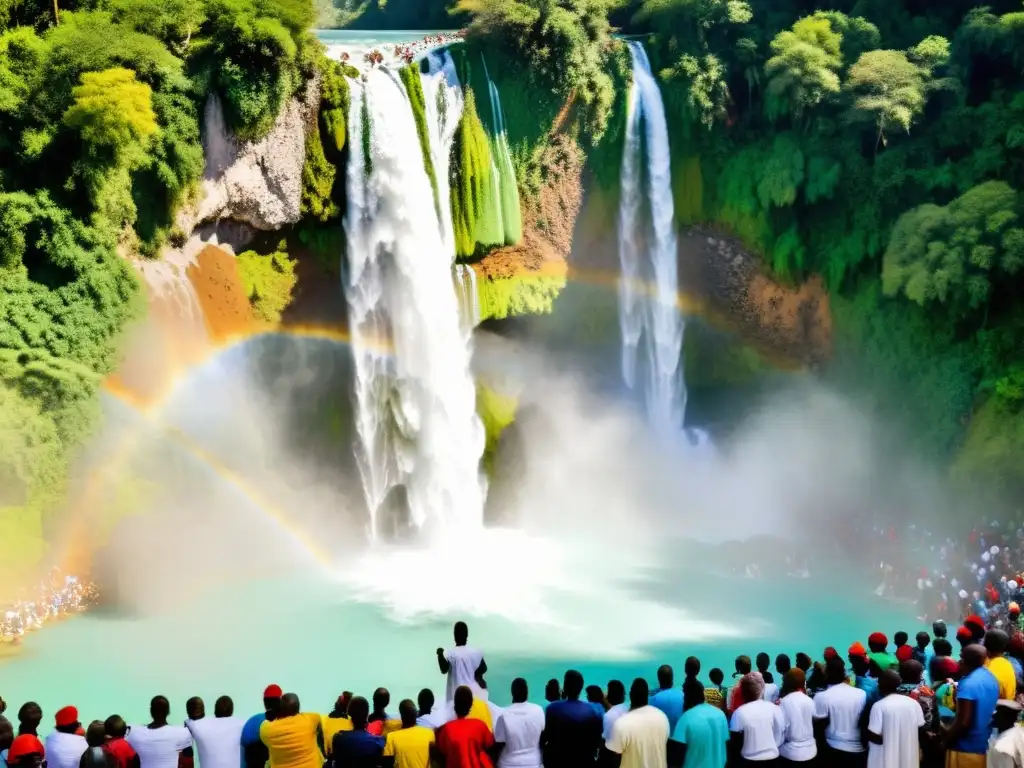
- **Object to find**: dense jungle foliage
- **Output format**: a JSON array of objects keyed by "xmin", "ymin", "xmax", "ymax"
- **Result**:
[{"xmin": 0, "ymin": 0, "xmax": 321, "ymax": 568}]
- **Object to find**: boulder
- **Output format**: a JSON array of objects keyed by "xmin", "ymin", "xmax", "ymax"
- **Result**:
[{"xmin": 184, "ymin": 77, "xmax": 320, "ymax": 232}]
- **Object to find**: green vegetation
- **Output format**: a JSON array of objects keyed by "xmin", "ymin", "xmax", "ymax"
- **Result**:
[
  {"xmin": 237, "ymin": 246, "xmax": 299, "ymax": 323},
  {"xmin": 478, "ymin": 271, "xmax": 566, "ymax": 321},
  {"xmin": 451, "ymin": 88, "xmax": 503, "ymax": 259},
  {"xmin": 476, "ymin": 382, "xmax": 518, "ymax": 474},
  {"xmin": 301, "ymin": 54, "xmax": 355, "ymax": 222},
  {"xmin": 0, "ymin": 0, "xmax": 322, "ymax": 570},
  {"xmin": 324, "ymin": 0, "xmax": 467, "ymax": 29},
  {"xmin": 399, "ymin": 63, "xmax": 440, "ymax": 215}
]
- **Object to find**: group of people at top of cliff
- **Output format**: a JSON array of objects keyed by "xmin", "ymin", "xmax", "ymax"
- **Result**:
[
  {"xmin": 0, "ymin": 571, "xmax": 96, "ymax": 644},
  {"xmin": 4, "ymin": 617, "xmax": 1024, "ymax": 768}
]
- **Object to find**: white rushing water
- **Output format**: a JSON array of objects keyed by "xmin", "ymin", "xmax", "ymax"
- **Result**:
[
  {"xmin": 344, "ymin": 69, "xmax": 486, "ymax": 538},
  {"xmin": 618, "ymin": 40, "xmax": 686, "ymax": 434},
  {"xmin": 453, "ymin": 263, "xmax": 480, "ymax": 331},
  {"xmin": 420, "ymin": 50, "xmax": 465, "ymax": 255}
]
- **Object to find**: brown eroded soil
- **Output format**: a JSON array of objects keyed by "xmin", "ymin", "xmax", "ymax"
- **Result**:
[
  {"xmin": 475, "ymin": 135, "xmax": 583, "ymax": 283},
  {"xmin": 187, "ymin": 244, "xmax": 260, "ymax": 341}
]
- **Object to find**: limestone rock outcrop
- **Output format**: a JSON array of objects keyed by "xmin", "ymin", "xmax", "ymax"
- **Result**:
[{"xmin": 182, "ymin": 77, "xmax": 319, "ymax": 232}]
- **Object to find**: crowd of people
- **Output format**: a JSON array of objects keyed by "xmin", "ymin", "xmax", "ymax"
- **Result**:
[
  {"xmin": 4, "ymin": 617, "xmax": 1024, "ymax": 768},
  {"xmin": 1, "ymin": 571, "xmax": 96, "ymax": 645}
]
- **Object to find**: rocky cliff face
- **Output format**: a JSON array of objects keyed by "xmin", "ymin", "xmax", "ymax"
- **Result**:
[{"xmin": 180, "ymin": 76, "xmax": 320, "ymax": 233}]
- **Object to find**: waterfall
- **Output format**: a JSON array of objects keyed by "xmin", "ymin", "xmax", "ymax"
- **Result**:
[
  {"xmin": 479, "ymin": 54, "xmax": 522, "ymax": 244},
  {"xmin": 419, "ymin": 50, "xmax": 465, "ymax": 256},
  {"xmin": 344, "ymin": 70, "xmax": 486, "ymax": 538},
  {"xmin": 453, "ymin": 263, "xmax": 480, "ymax": 331},
  {"xmin": 618, "ymin": 40, "xmax": 686, "ymax": 434}
]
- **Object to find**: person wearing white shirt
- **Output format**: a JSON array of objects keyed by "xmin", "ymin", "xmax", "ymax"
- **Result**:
[
  {"xmin": 604, "ymin": 681, "xmax": 629, "ymax": 742},
  {"xmin": 494, "ymin": 679, "xmax": 544, "ymax": 768},
  {"xmin": 866, "ymin": 671, "xmax": 924, "ymax": 768},
  {"xmin": 729, "ymin": 675, "xmax": 784, "ymax": 766},
  {"xmin": 126, "ymin": 697, "xmax": 193, "ymax": 768},
  {"xmin": 812, "ymin": 658, "xmax": 867, "ymax": 767},
  {"xmin": 777, "ymin": 670, "xmax": 817, "ymax": 763},
  {"xmin": 186, "ymin": 696, "xmax": 245, "ymax": 768},
  {"xmin": 436, "ymin": 621, "xmax": 487, "ymax": 702},
  {"xmin": 604, "ymin": 679, "xmax": 669, "ymax": 768},
  {"xmin": 988, "ymin": 699, "xmax": 1024, "ymax": 768},
  {"xmin": 415, "ymin": 690, "xmax": 449, "ymax": 730},
  {"xmin": 45, "ymin": 707, "xmax": 87, "ymax": 768}
]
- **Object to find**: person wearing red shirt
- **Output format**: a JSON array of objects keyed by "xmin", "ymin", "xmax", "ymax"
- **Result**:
[
  {"xmin": 103, "ymin": 716, "xmax": 140, "ymax": 768},
  {"xmin": 434, "ymin": 687, "xmax": 494, "ymax": 768}
]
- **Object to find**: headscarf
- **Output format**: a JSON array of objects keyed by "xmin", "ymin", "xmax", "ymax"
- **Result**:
[{"xmin": 740, "ymin": 671, "xmax": 765, "ymax": 703}]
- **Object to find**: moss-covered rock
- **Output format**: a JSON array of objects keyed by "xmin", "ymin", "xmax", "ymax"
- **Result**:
[
  {"xmin": 476, "ymin": 383, "xmax": 518, "ymax": 475},
  {"xmin": 451, "ymin": 88, "xmax": 503, "ymax": 259},
  {"xmin": 237, "ymin": 247, "xmax": 299, "ymax": 324},
  {"xmin": 478, "ymin": 271, "xmax": 566, "ymax": 321}
]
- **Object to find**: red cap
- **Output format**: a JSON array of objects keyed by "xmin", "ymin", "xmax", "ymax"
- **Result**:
[
  {"xmin": 823, "ymin": 647, "xmax": 839, "ymax": 661},
  {"xmin": 965, "ymin": 615, "xmax": 986, "ymax": 630},
  {"xmin": 956, "ymin": 625, "xmax": 973, "ymax": 640},
  {"xmin": 868, "ymin": 632, "xmax": 888, "ymax": 647},
  {"xmin": 8, "ymin": 735, "xmax": 45, "ymax": 762},
  {"xmin": 848, "ymin": 641, "xmax": 867, "ymax": 658},
  {"xmin": 934, "ymin": 656, "xmax": 960, "ymax": 678},
  {"xmin": 263, "ymin": 684, "xmax": 283, "ymax": 699},
  {"xmin": 55, "ymin": 706, "xmax": 79, "ymax": 728},
  {"xmin": 896, "ymin": 645, "xmax": 914, "ymax": 662}
]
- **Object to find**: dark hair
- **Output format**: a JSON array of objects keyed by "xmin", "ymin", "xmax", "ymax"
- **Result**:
[
  {"xmin": 775, "ymin": 654, "xmax": 791, "ymax": 674},
  {"xmin": 755, "ymin": 653, "xmax": 770, "ymax": 672},
  {"xmin": 104, "ymin": 716, "xmax": 127, "ymax": 739},
  {"xmin": 735, "ymin": 656, "xmax": 751, "ymax": 675},
  {"xmin": 987, "ymin": 629, "xmax": 1010, "ymax": 654},
  {"xmin": 933, "ymin": 638, "xmax": 953, "ymax": 657},
  {"xmin": 586, "ymin": 685, "xmax": 604, "ymax": 704},
  {"xmin": 398, "ymin": 700, "xmax": 417, "ymax": 726},
  {"xmin": 708, "ymin": 668, "xmax": 724, "ymax": 685},
  {"xmin": 150, "ymin": 696, "xmax": 170, "ymax": 720},
  {"xmin": 825, "ymin": 657, "xmax": 847, "ymax": 685},
  {"xmin": 417, "ymin": 689, "xmax": 434, "ymax": 713},
  {"xmin": 453, "ymin": 686, "xmax": 473, "ymax": 718},
  {"xmin": 544, "ymin": 679, "xmax": 561, "ymax": 703},
  {"xmin": 657, "ymin": 665, "xmax": 673, "ymax": 688},
  {"xmin": 607, "ymin": 680, "xmax": 625, "ymax": 706},
  {"xmin": 214, "ymin": 697, "xmax": 233, "ymax": 717},
  {"xmin": 629, "ymin": 678, "xmax": 649, "ymax": 709},
  {"xmin": 795, "ymin": 653, "xmax": 812, "ymax": 671},
  {"xmin": 372, "ymin": 688, "xmax": 390, "ymax": 711},
  {"xmin": 511, "ymin": 678, "xmax": 528, "ymax": 703},
  {"xmin": 454, "ymin": 621, "xmax": 468, "ymax": 640},
  {"xmin": 916, "ymin": 632, "xmax": 930, "ymax": 647},
  {"xmin": 894, "ymin": 631, "xmax": 909, "ymax": 647},
  {"xmin": 348, "ymin": 697, "xmax": 370, "ymax": 729},
  {"xmin": 563, "ymin": 670, "xmax": 584, "ymax": 699},
  {"xmin": 85, "ymin": 722, "xmax": 106, "ymax": 748},
  {"xmin": 684, "ymin": 657, "xmax": 700, "ymax": 678}
]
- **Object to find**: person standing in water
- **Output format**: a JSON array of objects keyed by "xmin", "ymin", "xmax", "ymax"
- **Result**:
[{"xmin": 438, "ymin": 622, "xmax": 487, "ymax": 703}]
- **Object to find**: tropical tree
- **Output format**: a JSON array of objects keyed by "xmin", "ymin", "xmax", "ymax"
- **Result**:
[
  {"xmin": 764, "ymin": 15, "xmax": 842, "ymax": 121},
  {"xmin": 882, "ymin": 181, "xmax": 1024, "ymax": 317},
  {"xmin": 845, "ymin": 49, "xmax": 927, "ymax": 154}
]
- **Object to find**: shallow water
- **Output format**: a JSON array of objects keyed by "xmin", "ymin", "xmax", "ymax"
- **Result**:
[{"xmin": 1, "ymin": 562, "xmax": 915, "ymax": 728}]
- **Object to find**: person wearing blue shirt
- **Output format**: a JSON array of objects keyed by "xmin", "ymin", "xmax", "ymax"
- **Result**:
[
  {"xmin": 241, "ymin": 685, "xmax": 282, "ymax": 768},
  {"xmin": 668, "ymin": 680, "xmax": 728, "ymax": 768},
  {"xmin": 543, "ymin": 670, "xmax": 602, "ymax": 768},
  {"xmin": 650, "ymin": 665, "xmax": 685, "ymax": 733},
  {"xmin": 944, "ymin": 644, "xmax": 1000, "ymax": 760},
  {"xmin": 849, "ymin": 655, "xmax": 880, "ymax": 706}
]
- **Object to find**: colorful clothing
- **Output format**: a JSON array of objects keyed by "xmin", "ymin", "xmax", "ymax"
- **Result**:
[
  {"xmin": 260, "ymin": 713, "xmax": 321, "ymax": 768},
  {"xmin": 381, "ymin": 727, "xmax": 434, "ymax": 768},
  {"xmin": 435, "ymin": 718, "xmax": 494, "ymax": 768}
]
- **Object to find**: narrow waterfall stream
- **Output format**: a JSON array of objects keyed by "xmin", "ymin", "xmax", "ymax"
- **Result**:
[
  {"xmin": 618, "ymin": 40, "xmax": 686, "ymax": 434},
  {"xmin": 344, "ymin": 68, "xmax": 485, "ymax": 538}
]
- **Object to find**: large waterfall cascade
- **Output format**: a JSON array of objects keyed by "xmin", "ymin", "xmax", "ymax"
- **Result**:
[
  {"xmin": 343, "ymin": 65, "xmax": 486, "ymax": 539},
  {"xmin": 618, "ymin": 40, "xmax": 686, "ymax": 434}
]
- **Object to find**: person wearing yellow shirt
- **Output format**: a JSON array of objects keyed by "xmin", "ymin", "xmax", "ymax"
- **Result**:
[
  {"xmin": 260, "ymin": 694, "xmax": 322, "ymax": 768},
  {"xmin": 985, "ymin": 630, "xmax": 1018, "ymax": 701},
  {"xmin": 321, "ymin": 695, "xmax": 353, "ymax": 757},
  {"xmin": 381, "ymin": 701, "xmax": 434, "ymax": 768}
]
